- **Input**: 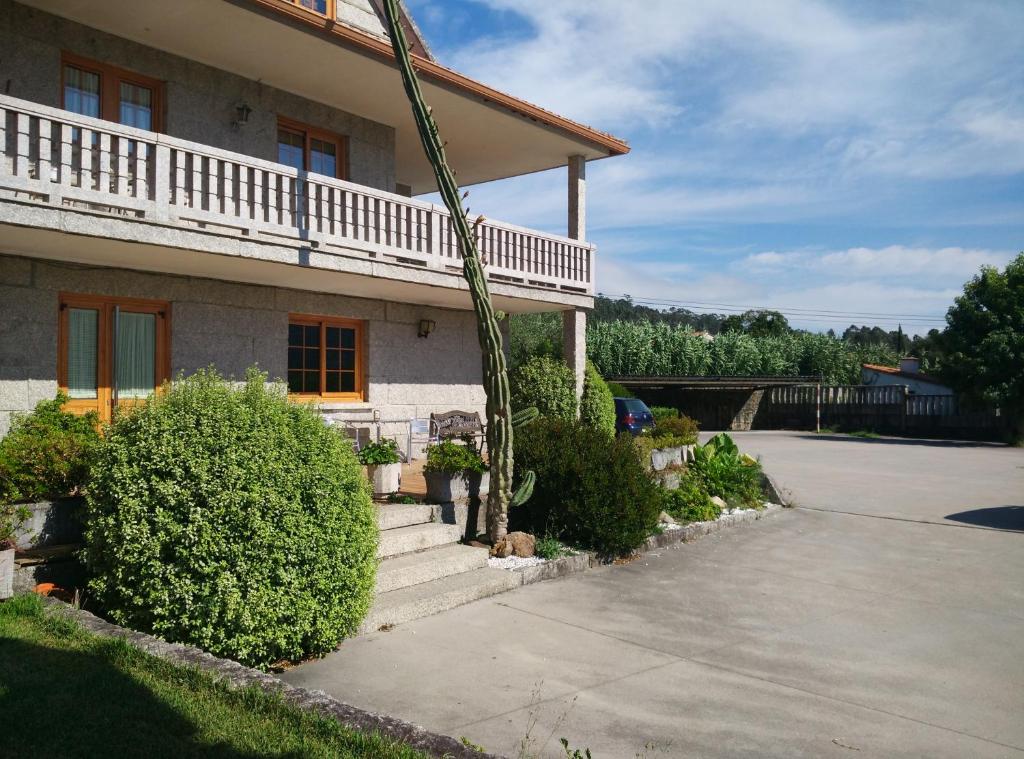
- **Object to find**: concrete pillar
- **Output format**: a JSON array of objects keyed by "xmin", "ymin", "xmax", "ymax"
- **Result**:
[
  {"xmin": 562, "ymin": 308, "xmax": 586, "ymax": 407},
  {"xmin": 568, "ymin": 155, "xmax": 586, "ymax": 240}
]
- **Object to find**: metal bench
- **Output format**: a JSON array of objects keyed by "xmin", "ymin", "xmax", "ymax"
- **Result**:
[{"xmin": 429, "ymin": 410, "xmax": 486, "ymax": 454}]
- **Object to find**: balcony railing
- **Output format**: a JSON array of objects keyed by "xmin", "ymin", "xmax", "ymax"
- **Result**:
[{"xmin": 0, "ymin": 94, "xmax": 593, "ymax": 294}]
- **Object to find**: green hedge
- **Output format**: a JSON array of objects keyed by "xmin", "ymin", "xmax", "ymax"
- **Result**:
[
  {"xmin": 83, "ymin": 368, "xmax": 378, "ymax": 668},
  {"xmin": 510, "ymin": 356, "xmax": 577, "ymax": 421},
  {"xmin": 511, "ymin": 418, "xmax": 661, "ymax": 556},
  {"xmin": 0, "ymin": 393, "xmax": 101, "ymax": 506},
  {"xmin": 579, "ymin": 361, "xmax": 615, "ymax": 437}
]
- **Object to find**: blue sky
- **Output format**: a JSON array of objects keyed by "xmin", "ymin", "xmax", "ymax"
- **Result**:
[{"xmin": 407, "ymin": 0, "xmax": 1023, "ymax": 334}]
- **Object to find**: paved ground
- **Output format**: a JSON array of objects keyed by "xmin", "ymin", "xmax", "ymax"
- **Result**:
[{"xmin": 282, "ymin": 432, "xmax": 1024, "ymax": 758}]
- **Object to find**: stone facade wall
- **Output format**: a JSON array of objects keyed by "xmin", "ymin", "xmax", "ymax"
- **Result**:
[
  {"xmin": 0, "ymin": 255, "xmax": 486, "ymax": 446},
  {"xmin": 0, "ymin": 0, "xmax": 396, "ymax": 192}
]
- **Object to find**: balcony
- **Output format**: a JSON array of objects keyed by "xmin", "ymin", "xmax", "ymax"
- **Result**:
[{"xmin": 0, "ymin": 95, "xmax": 594, "ymax": 310}]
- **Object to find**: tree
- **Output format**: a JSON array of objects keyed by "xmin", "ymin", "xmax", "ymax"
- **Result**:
[
  {"xmin": 939, "ymin": 252, "xmax": 1024, "ymax": 441},
  {"xmin": 721, "ymin": 310, "xmax": 790, "ymax": 337}
]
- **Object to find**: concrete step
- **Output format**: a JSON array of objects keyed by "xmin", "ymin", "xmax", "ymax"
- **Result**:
[
  {"xmin": 376, "ymin": 522, "xmax": 462, "ymax": 559},
  {"xmin": 359, "ymin": 567, "xmax": 519, "ymax": 634},
  {"xmin": 376, "ymin": 503, "xmax": 434, "ymax": 531},
  {"xmin": 375, "ymin": 543, "xmax": 489, "ymax": 595}
]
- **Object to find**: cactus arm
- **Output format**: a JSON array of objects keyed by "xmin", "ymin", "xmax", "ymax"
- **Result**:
[
  {"xmin": 381, "ymin": 0, "xmax": 514, "ymax": 542},
  {"xmin": 510, "ymin": 470, "xmax": 535, "ymax": 509},
  {"xmin": 511, "ymin": 407, "xmax": 539, "ymax": 429}
]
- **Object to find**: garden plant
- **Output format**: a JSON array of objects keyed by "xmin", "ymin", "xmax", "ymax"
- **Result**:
[
  {"xmin": 0, "ymin": 392, "xmax": 101, "ymax": 507},
  {"xmin": 83, "ymin": 368, "xmax": 378, "ymax": 668},
  {"xmin": 512, "ymin": 418, "xmax": 662, "ymax": 556}
]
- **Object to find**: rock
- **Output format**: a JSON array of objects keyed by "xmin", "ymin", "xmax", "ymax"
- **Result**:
[
  {"xmin": 710, "ymin": 496, "xmax": 727, "ymax": 509},
  {"xmin": 490, "ymin": 539, "xmax": 513, "ymax": 558},
  {"xmin": 658, "ymin": 511, "xmax": 677, "ymax": 525},
  {"xmin": 507, "ymin": 531, "xmax": 536, "ymax": 558}
]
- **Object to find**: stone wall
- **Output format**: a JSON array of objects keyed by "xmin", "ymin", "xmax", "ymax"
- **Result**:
[
  {"xmin": 0, "ymin": 255, "xmax": 486, "ymax": 445},
  {"xmin": 0, "ymin": 0, "xmax": 396, "ymax": 192}
]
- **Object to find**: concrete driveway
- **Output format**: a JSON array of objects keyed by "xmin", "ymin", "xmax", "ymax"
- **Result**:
[{"xmin": 281, "ymin": 432, "xmax": 1024, "ymax": 758}]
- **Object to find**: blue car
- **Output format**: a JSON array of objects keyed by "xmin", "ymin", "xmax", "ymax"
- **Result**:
[{"xmin": 614, "ymin": 397, "xmax": 656, "ymax": 436}]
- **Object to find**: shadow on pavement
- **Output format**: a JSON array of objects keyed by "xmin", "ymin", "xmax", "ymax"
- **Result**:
[
  {"xmin": 945, "ymin": 505, "xmax": 1024, "ymax": 531},
  {"xmin": 808, "ymin": 434, "xmax": 1006, "ymax": 449}
]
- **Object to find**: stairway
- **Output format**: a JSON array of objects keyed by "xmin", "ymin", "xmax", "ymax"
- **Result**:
[{"xmin": 361, "ymin": 503, "xmax": 518, "ymax": 634}]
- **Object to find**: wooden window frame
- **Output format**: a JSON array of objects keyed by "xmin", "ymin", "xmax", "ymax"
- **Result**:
[
  {"xmin": 285, "ymin": 0, "xmax": 336, "ymax": 21},
  {"xmin": 57, "ymin": 293, "xmax": 171, "ymax": 423},
  {"xmin": 287, "ymin": 314, "xmax": 365, "ymax": 402},
  {"xmin": 277, "ymin": 117, "xmax": 348, "ymax": 180},
  {"xmin": 61, "ymin": 51, "xmax": 166, "ymax": 133}
]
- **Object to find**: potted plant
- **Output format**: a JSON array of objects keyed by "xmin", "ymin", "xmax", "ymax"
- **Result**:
[
  {"xmin": 358, "ymin": 438, "xmax": 402, "ymax": 497},
  {"xmin": 1, "ymin": 504, "xmax": 30, "ymax": 599},
  {"xmin": 423, "ymin": 440, "xmax": 488, "ymax": 505}
]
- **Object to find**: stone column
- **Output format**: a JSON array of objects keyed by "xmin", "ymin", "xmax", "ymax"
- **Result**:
[
  {"xmin": 568, "ymin": 155, "xmax": 586, "ymax": 241},
  {"xmin": 563, "ymin": 308, "xmax": 586, "ymax": 407}
]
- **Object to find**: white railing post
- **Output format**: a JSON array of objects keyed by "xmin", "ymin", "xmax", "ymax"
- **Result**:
[{"xmin": 152, "ymin": 143, "xmax": 171, "ymax": 221}]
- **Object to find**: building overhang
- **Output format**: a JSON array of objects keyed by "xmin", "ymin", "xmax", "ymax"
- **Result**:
[
  {"xmin": 0, "ymin": 220, "xmax": 592, "ymax": 315},
  {"xmin": 17, "ymin": 0, "xmax": 630, "ymax": 195}
]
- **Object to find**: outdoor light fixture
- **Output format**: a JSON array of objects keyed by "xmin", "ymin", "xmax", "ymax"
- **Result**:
[
  {"xmin": 418, "ymin": 319, "xmax": 436, "ymax": 338},
  {"xmin": 233, "ymin": 102, "xmax": 252, "ymax": 128}
]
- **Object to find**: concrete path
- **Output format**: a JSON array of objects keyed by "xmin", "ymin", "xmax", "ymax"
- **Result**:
[{"xmin": 281, "ymin": 432, "xmax": 1024, "ymax": 758}]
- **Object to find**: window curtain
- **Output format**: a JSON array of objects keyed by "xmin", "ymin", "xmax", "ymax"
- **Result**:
[
  {"xmin": 67, "ymin": 308, "xmax": 98, "ymax": 399},
  {"xmin": 116, "ymin": 312, "xmax": 156, "ymax": 399}
]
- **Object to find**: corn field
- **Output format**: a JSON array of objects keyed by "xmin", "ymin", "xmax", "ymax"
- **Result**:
[{"xmin": 587, "ymin": 322, "xmax": 900, "ymax": 385}]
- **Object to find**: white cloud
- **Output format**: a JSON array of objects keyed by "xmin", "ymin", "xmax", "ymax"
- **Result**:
[
  {"xmin": 594, "ymin": 245, "xmax": 1016, "ymax": 335},
  {"xmin": 739, "ymin": 245, "xmax": 1015, "ymax": 281},
  {"xmin": 439, "ymin": 0, "xmax": 1024, "ymax": 184}
]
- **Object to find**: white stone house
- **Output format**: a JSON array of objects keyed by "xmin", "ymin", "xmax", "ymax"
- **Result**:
[
  {"xmin": 0, "ymin": 0, "xmax": 628, "ymax": 446},
  {"xmin": 861, "ymin": 358, "xmax": 953, "ymax": 396}
]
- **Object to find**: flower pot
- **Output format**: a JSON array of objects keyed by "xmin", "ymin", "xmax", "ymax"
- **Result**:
[
  {"xmin": 0, "ymin": 548, "xmax": 14, "ymax": 600},
  {"xmin": 425, "ymin": 470, "xmax": 488, "ymax": 505},
  {"xmin": 367, "ymin": 462, "xmax": 402, "ymax": 497}
]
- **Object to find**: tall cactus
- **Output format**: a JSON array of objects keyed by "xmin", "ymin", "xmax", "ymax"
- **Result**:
[{"xmin": 381, "ymin": 0, "xmax": 530, "ymax": 542}]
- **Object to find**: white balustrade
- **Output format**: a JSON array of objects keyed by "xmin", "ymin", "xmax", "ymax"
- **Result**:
[{"xmin": 0, "ymin": 94, "xmax": 594, "ymax": 294}]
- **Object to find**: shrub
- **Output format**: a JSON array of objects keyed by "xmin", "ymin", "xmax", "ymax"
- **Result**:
[
  {"xmin": 423, "ymin": 440, "xmax": 486, "ymax": 474},
  {"xmin": 689, "ymin": 433, "xmax": 763, "ymax": 508},
  {"xmin": 534, "ymin": 535, "xmax": 567, "ymax": 560},
  {"xmin": 1, "ymin": 504, "xmax": 31, "ymax": 549},
  {"xmin": 662, "ymin": 478, "xmax": 721, "ymax": 523},
  {"xmin": 512, "ymin": 418, "xmax": 661, "ymax": 556},
  {"xmin": 579, "ymin": 361, "xmax": 615, "ymax": 438},
  {"xmin": 0, "ymin": 393, "xmax": 101, "ymax": 506},
  {"xmin": 357, "ymin": 438, "xmax": 401, "ymax": 465},
  {"xmin": 606, "ymin": 382, "xmax": 634, "ymax": 398},
  {"xmin": 653, "ymin": 415, "xmax": 700, "ymax": 446},
  {"xmin": 510, "ymin": 356, "xmax": 577, "ymax": 421},
  {"xmin": 83, "ymin": 368, "xmax": 378, "ymax": 668},
  {"xmin": 650, "ymin": 406, "xmax": 678, "ymax": 422}
]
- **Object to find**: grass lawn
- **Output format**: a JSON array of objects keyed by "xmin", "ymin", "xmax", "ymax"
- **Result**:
[{"xmin": 0, "ymin": 594, "xmax": 425, "ymax": 759}]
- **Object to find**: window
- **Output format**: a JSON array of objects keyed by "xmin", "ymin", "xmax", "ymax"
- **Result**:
[
  {"xmin": 288, "ymin": 0, "xmax": 333, "ymax": 18},
  {"xmin": 288, "ymin": 316, "xmax": 363, "ymax": 400},
  {"xmin": 277, "ymin": 119, "xmax": 347, "ymax": 179},
  {"xmin": 59, "ymin": 294, "xmax": 170, "ymax": 422},
  {"xmin": 61, "ymin": 53, "xmax": 164, "ymax": 132}
]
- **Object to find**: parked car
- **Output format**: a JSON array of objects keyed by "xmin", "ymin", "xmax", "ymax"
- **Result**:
[{"xmin": 614, "ymin": 397, "xmax": 656, "ymax": 436}]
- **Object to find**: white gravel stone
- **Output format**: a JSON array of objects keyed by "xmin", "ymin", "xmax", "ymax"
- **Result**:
[{"xmin": 488, "ymin": 555, "xmax": 548, "ymax": 571}]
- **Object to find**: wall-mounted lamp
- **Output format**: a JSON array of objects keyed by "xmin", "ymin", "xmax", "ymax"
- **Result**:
[
  {"xmin": 418, "ymin": 319, "xmax": 436, "ymax": 339},
  {"xmin": 233, "ymin": 102, "xmax": 253, "ymax": 129}
]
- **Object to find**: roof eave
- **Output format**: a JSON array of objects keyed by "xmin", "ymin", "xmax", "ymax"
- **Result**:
[{"xmin": 244, "ymin": 0, "xmax": 631, "ymax": 158}]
